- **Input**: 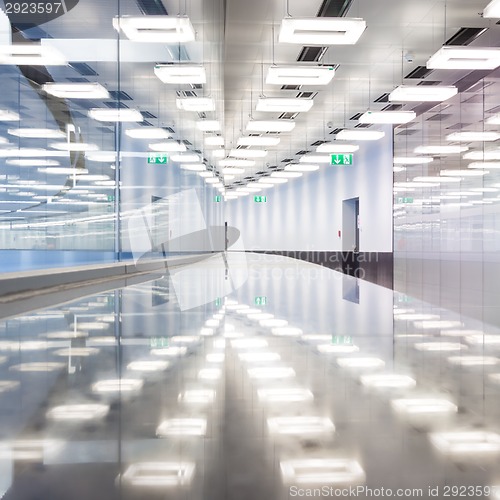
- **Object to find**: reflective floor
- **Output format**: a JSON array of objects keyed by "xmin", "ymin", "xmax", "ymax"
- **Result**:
[{"xmin": 0, "ymin": 254, "xmax": 500, "ymax": 499}]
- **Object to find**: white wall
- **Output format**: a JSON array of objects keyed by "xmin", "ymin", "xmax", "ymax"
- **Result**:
[{"xmin": 226, "ymin": 126, "xmax": 393, "ymax": 253}]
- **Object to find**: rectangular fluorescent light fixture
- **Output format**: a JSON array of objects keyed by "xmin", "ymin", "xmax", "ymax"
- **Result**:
[
  {"xmin": 391, "ymin": 398, "xmax": 458, "ymax": 416},
  {"xmin": 441, "ymin": 169, "xmax": 487, "ymax": 176},
  {"xmin": 247, "ymin": 120, "xmax": 295, "ymax": 132},
  {"xmin": 413, "ymin": 342, "xmax": 465, "ymax": 351},
  {"xmin": 271, "ymin": 171, "xmax": 302, "ymax": 178},
  {"xmin": 9, "ymin": 362, "xmax": 64, "ymax": 372},
  {"xmin": 181, "ymin": 163, "xmax": 206, "ymax": 171},
  {"xmin": 8, "ymin": 128, "xmax": 65, "ymax": 139},
  {"xmin": 171, "ymin": 153, "xmax": 199, "ymax": 162},
  {"xmin": 0, "ymin": 44, "xmax": 66, "ymax": 65},
  {"xmin": 359, "ymin": 110, "xmax": 416, "ymax": 124},
  {"xmin": 414, "ymin": 145, "xmax": 468, "ymax": 154},
  {"xmin": 238, "ymin": 352, "xmax": 281, "ymax": 362},
  {"xmin": 337, "ymin": 357, "xmax": 385, "ymax": 369},
  {"xmin": 430, "ymin": 431, "xmax": 500, "ymax": 455},
  {"xmin": 42, "ymin": 82, "xmax": 110, "ymax": 99},
  {"xmin": 464, "ymin": 150, "xmax": 500, "ymax": 160},
  {"xmin": 89, "ymin": 108, "xmax": 143, "ymax": 122},
  {"xmin": 267, "ymin": 417, "xmax": 335, "ymax": 435},
  {"xmin": 389, "ymin": 85, "xmax": 457, "ymax": 102},
  {"xmin": 280, "ymin": 459, "xmax": 365, "ymax": 485},
  {"xmin": 196, "ymin": 120, "xmax": 220, "ymax": 131},
  {"xmin": 126, "ymin": 128, "xmax": 170, "ymax": 139},
  {"xmin": 127, "ymin": 360, "xmax": 169, "ymax": 372},
  {"xmin": 336, "ymin": 129, "xmax": 385, "ymax": 141},
  {"xmin": 122, "ymin": 462, "xmax": 195, "ymax": 487},
  {"xmin": 50, "ymin": 142, "xmax": 99, "ymax": 152},
  {"xmin": 231, "ymin": 338, "xmax": 268, "ymax": 349},
  {"xmin": 316, "ymin": 143, "xmax": 359, "ymax": 153},
  {"xmin": 256, "ymin": 97, "xmax": 313, "ymax": 112},
  {"xmin": 446, "ymin": 131, "xmax": 500, "ymax": 142},
  {"xmin": 0, "ymin": 109, "xmax": 20, "ymax": 121},
  {"xmin": 484, "ymin": 0, "xmax": 500, "ymax": 17},
  {"xmin": 223, "ymin": 167, "xmax": 244, "ymax": 174},
  {"xmin": 178, "ymin": 389, "xmax": 216, "ymax": 404},
  {"xmin": 156, "ymin": 418, "xmax": 207, "ymax": 437},
  {"xmin": 266, "ymin": 65, "xmax": 335, "ymax": 85},
  {"xmin": 247, "ymin": 367, "xmax": 296, "ymax": 379},
  {"xmin": 206, "ymin": 353, "xmax": 225, "ymax": 362},
  {"xmin": 299, "ymin": 154, "xmax": 331, "ymax": 163},
  {"xmin": 154, "ymin": 64, "xmax": 206, "ymax": 84},
  {"xmin": 219, "ymin": 159, "xmax": 255, "ymax": 167},
  {"xmin": 205, "ymin": 136, "xmax": 224, "ymax": 146},
  {"xmin": 257, "ymin": 387, "xmax": 314, "ymax": 403},
  {"xmin": 92, "ymin": 378, "xmax": 143, "ymax": 393},
  {"xmin": 285, "ymin": 164, "xmax": 319, "ymax": 172},
  {"xmin": 393, "ymin": 156, "xmax": 433, "ymax": 164},
  {"xmin": 317, "ymin": 344, "xmax": 359, "ymax": 354},
  {"xmin": 46, "ymin": 404, "xmax": 109, "ymax": 420},
  {"xmin": 279, "ymin": 17, "xmax": 366, "ymax": 45},
  {"xmin": 176, "ymin": 97, "xmax": 215, "ymax": 112},
  {"xmin": 149, "ymin": 141, "xmax": 186, "ymax": 152},
  {"xmin": 447, "ymin": 356, "xmax": 499, "ymax": 366},
  {"xmin": 198, "ymin": 368, "xmax": 221, "ymax": 380},
  {"xmin": 113, "ymin": 16, "xmax": 195, "ymax": 43},
  {"xmin": 229, "ymin": 149, "xmax": 267, "ymax": 158},
  {"xmin": 238, "ymin": 136, "xmax": 280, "ymax": 146},
  {"xmin": 427, "ymin": 46, "xmax": 500, "ymax": 70},
  {"xmin": 151, "ymin": 346, "xmax": 187, "ymax": 356},
  {"xmin": 464, "ymin": 334, "xmax": 500, "ymax": 345},
  {"xmin": 360, "ymin": 374, "xmax": 416, "ymax": 389}
]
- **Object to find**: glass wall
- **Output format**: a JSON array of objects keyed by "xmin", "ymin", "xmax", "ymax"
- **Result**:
[{"xmin": 0, "ymin": 0, "xmax": 224, "ymax": 271}]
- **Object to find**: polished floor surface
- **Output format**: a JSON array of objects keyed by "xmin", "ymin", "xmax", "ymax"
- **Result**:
[{"xmin": 0, "ymin": 254, "xmax": 499, "ymax": 499}]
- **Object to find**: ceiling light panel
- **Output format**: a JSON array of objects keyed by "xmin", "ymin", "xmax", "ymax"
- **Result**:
[
  {"xmin": 279, "ymin": 17, "xmax": 366, "ymax": 45},
  {"xmin": 8, "ymin": 128, "xmax": 65, "ymax": 139},
  {"xmin": 229, "ymin": 149, "xmax": 267, "ymax": 158},
  {"xmin": 246, "ymin": 120, "xmax": 295, "ymax": 132},
  {"xmin": 176, "ymin": 97, "xmax": 215, "ymax": 112},
  {"xmin": 196, "ymin": 120, "xmax": 221, "ymax": 131},
  {"xmin": 359, "ymin": 111, "xmax": 416, "ymax": 124},
  {"xmin": 89, "ymin": 108, "xmax": 143, "ymax": 122},
  {"xmin": 42, "ymin": 83, "xmax": 110, "ymax": 99},
  {"xmin": 237, "ymin": 136, "xmax": 280, "ymax": 146},
  {"xmin": 0, "ymin": 44, "xmax": 66, "ymax": 65},
  {"xmin": 0, "ymin": 110, "xmax": 20, "ymax": 121},
  {"xmin": 336, "ymin": 130, "xmax": 385, "ymax": 141},
  {"xmin": 256, "ymin": 98, "xmax": 314, "ymax": 113},
  {"xmin": 316, "ymin": 143, "xmax": 359, "ymax": 153},
  {"xmin": 154, "ymin": 64, "xmax": 206, "ymax": 84},
  {"xmin": 427, "ymin": 46, "xmax": 500, "ymax": 70},
  {"xmin": 414, "ymin": 145, "xmax": 468, "ymax": 154},
  {"xmin": 149, "ymin": 141, "xmax": 187, "ymax": 152},
  {"xmin": 389, "ymin": 85, "xmax": 457, "ymax": 102},
  {"xmin": 125, "ymin": 128, "xmax": 170, "ymax": 139},
  {"xmin": 266, "ymin": 65, "xmax": 335, "ymax": 85},
  {"xmin": 446, "ymin": 132, "xmax": 500, "ymax": 142},
  {"xmin": 113, "ymin": 16, "xmax": 195, "ymax": 43}
]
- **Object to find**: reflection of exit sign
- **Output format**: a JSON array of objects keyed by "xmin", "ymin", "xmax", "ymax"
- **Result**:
[
  {"xmin": 215, "ymin": 297, "xmax": 222, "ymax": 306},
  {"xmin": 214, "ymin": 195, "xmax": 222, "ymax": 202},
  {"xmin": 397, "ymin": 197, "xmax": 413, "ymax": 204},
  {"xmin": 255, "ymin": 296, "xmax": 267, "ymax": 306},
  {"xmin": 332, "ymin": 335, "xmax": 353, "ymax": 345},
  {"xmin": 147, "ymin": 153, "xmax": 169, "ymax": 164},
  {"xmin": 107, "ymin": 195, "xmax": 114, "ymax": 202},
  {"xmin": 150, "ymin": 337, "xmax": 169, "ymax": 348},
  {"xmin": 331, "ymin": 154, "xmax": 353, "ymax": 165},
  {"xmin": 254, "ymin": 196, "xmax": 267, "ymax": 203}
]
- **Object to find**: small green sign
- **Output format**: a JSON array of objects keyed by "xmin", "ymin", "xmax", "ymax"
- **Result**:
[
  {"xmin": 254, "ymin": 195, "xmax": 267, "ymax": 203},
  {"xmin": 107, "ymin": 195, "xmax": 115, "ymax": 202},
  {"xmin": 397, "ymin": 197, "xmax": 413, "ymax": 204},
  {"xmin": 255, "ymin": 296, "xmax": 267, "ymax": 306},
  {"xmin": 332, "ymin": 335, "xmax": 353, "ymax": 345},
  {"xmin": 150, "ymin": 337, "xmax": 169, "ymax": 348},
  {"xmin": 331, "ymin": 154, "xmax": 353, "ymax": 166},
  {"xmin": 147, "ymin": 152, "xmax": 169, "ymax": 164},
  {"xmin": 215, "ymin": 297, "xmax": 222, "ymax": 307},
  {"xmin": 214, "ymin": 195, "xmax": 222, "ymax": 202}
]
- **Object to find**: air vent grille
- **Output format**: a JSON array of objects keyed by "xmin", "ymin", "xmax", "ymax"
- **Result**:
[
  {"xmin": 374, "ymin": 93, "xmax": 390, "ymax": 103},
  {"xmin": 446, "ymin": 27, "xmax": 488, "ymax": 46},
  {"xmin": 405, "ymin": 66, "xmax": 433, "ymax": 79}
]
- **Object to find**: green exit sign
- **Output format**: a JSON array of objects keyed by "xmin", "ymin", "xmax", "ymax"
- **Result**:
[
  {"xmin": 215, "ymin": 297, "xmax": 222, "ymax": 306},
  {"xmin": 255, "ymin": 296, "xmax": 267, "ymax": 306},
  {"xmin": 331, "ymin": 154, "xmax": 353, "ymax": 166},
  {"xmin": 214, "ymin": 195, "xmax": 222, "ymax": 202},
  {"xmin": 150, "ymin": 337, "xmax": 169, "ymax": 348},
  {"xmin": 254, "ymin": 196, "xmax": 267, "ymax": 203},
  {"xmin": 332, "ymin": 335, "xmax": 353, "ymax": 345},
  {"xmin": 147, "ymin": 153, "xmax": 169, "ymax": 164},
  {"xmin": 397, "ymin": 197, "xmax": 413, "ymax": 204},
  {"xmin": 107, "ymin": 195, "xmax": 115, "ymax": 202}
]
